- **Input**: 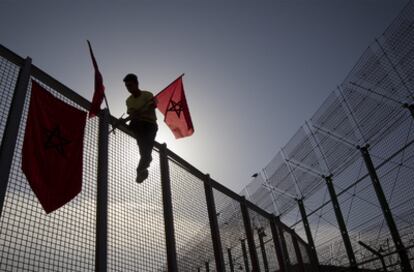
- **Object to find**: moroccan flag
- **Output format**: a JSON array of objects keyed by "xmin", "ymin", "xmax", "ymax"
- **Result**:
[
  {"xmin": 22, "ymin": 80, "xmax": 87, "ymax": 213},
  {"xmin": 156, "ymin": 75, "xmax": 194, "ymax": 138},
  {"xmin": 87, "ymin": 40, "xmax": 105, "ymax": 118}
]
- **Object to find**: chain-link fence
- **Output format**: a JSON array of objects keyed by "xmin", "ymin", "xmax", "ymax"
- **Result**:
[
  {"xmin": 242, "ymin": 1, "xmax": 414, "ymax": 271},
  {"xmin": 0, "ymin": 42, "xmax": 312, "ymax": 271}
]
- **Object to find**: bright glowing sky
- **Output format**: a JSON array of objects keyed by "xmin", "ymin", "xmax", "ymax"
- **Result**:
[{"xmin": 0, "ymin": 0, "xmax": 407, "ymax": 192}]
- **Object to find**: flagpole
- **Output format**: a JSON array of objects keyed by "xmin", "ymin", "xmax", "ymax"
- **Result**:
[
  {"xmin": 87, "ymin": 40, "xmax": 115, "ymax": 133},
  {"xmin": 102, "ymin": 94, "xmax": 117, "ymax": 134},
  {"xmin": 157, "ymin": 73, "xmax": 185, "ymax": 95}
]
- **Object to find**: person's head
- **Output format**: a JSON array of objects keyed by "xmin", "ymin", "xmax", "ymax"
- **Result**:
[{"xmin": 123, "ymin": 73, "xmax": 139, "ymax": 94}]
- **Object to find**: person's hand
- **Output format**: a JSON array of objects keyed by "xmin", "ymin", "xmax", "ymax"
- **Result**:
[{"xmin": 113, "ymin": 114, "xmax": 127, "ymax": 128}]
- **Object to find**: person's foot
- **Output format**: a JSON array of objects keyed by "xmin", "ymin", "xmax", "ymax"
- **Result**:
[{"xmin": 136, "ymin": 169, "xmax": 149, "ymax": 184}]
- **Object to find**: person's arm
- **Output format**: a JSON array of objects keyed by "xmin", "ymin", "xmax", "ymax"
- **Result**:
[
  {"xmin": 125, "ymin": 95, "xmax": 155, "ymax": 120},
  {"xmin": 127, "ymin": 109, "xmax": 141, "ymax": 119}
]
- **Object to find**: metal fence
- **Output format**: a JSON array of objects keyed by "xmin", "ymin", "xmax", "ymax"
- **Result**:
[
  {"xmin": 242, "ymin": 1, "xmax": 414, "ymax": 272},
  {"xmin": 0, "ymin": 44, "xmax": 313, "ymax": 271}
]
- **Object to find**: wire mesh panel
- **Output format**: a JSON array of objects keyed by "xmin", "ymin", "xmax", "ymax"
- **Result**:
[
  {"xmin": 340, "ymin": 82, "xmax": 407, "ymax": 147},
  {"xmin": 0, "ymin": 78, "xmax": 97, "ymax": 271},
  {"xmin": 303, "ymin": 191, "xmax": 346, "ymax": 267},
  {"xmin": 336, "ymin": 177, "xmax": 393, "ymax": 267},
  {"xmin": 380, "ymin": 0, "xmax": 414, "ymax": 95},
  {"xmin": 169, "ymin": 160, "xmax": 214, "ymax": 271},
  {"xmin": 0, "ymin": 56, "xmax": 20, "ymax": 144},
  {"xmin": 309, "ymin": 91, "xmax": 360, "ymax": 174},
  {"xmin": 342, "ymin": 46, "xmax": 410, "ymax": 105},
  {"xmin": 107, "ymin": 131, "xmax": 166, "ymax": 271},
  {"xmin": 282, "ymin": 126, "xmax": 326, "ymax": 196},
  {"xmin": 248, "ymin": 208, "xmax": 279, "ymax": 272},
  {"xmin": 297, "ymin": 238, "xmax": 310, "ymax": 265},
  {"xmin": 264, "ymin": 152, "xmax": 298, "ymax": 215},
  {"xmin": 249, "ymin": 210, "xmax": 266, "ymax": 271},
  {"xmin": 282, "ymin": 126, "xmax": 326, "ymax": 175},
  {"xmin": 214, "ymin": 189, "xmax": 247, "ymax": 271},
  {"xmin": 370, "ymin": 120, "xmax": 414, "ymax": 246},
  {"xmin": 281, "ymin": 227, "xmax": 297, "ymax": 267},
  {"xmin": 291, "ymin": 219, "xmax": 307, "ymax": 246},
  {"xmin": 244, "ymin": 175, "xmax": 275, "ymax": 215}
]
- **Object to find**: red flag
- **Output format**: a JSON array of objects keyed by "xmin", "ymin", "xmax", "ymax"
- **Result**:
[
  {"xmin": 87, "ymin": 40, "xmax": 105, "ymax": 118},
  {"xmin": 22, "ymin": 80, "xmax": 87, "ymax": 213},
  {"xmin": 155, "ymin": 75, "xmax": 194, "ymax": 138}
]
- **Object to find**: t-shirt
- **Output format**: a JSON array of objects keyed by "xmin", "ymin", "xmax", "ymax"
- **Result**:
[{"xmin": 126, "ymin": 91, "xmax": 157, "ymax": 124}]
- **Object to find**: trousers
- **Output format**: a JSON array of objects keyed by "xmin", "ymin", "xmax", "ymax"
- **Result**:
[{"xmin": 129, "ymin": 119, "xmax": 158, "ymax": 172}]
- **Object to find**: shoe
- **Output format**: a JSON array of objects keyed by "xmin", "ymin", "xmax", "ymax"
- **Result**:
[
  {"xmin": 136, "ymin": 169, "xmax": 149, "ymax": 183},
  {"xmin": 138, "ymin": 156, "xmax": 153, "ymax": 172}
]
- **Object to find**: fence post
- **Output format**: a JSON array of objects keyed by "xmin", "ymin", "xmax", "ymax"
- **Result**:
[
  {"xmin": 227, "ymin": 248, "xmax": 234, "ymax": 272},
  {"xmin": 240, "ymin": 197, "xmax": 261, "ymax": 271},
  {"xmin": 258, "ymin": 228, "xmax": 269, "ymax": 272},
  {"xmin": 297, "ymin": 198, "xmax": 319, "ymax": 270},
  {"xmin": 95, "ymin": 108, "xmax": 109, "ymax": 272},
  {"xmin": 160, "ymin": 143, "xmax": 178, "ymax": 272},
  {"xmin": 204, "ymin": 174, "xmax": 225, "ymax": 271},
  {"xmin": 270, "ymin": 216, "xmax": 288, "ymax": 272},
  {"xmin": 241, "ymin": 239, "xmax": 250, "ymax": 271},
  {"xmin": 0, "ymin": 57, "xmax": 31, "ymax": 218},
  {"xmin": 324, "ymin": 175, "xmax": 358, "ymax": 271},
  {"xmin": 358, "ymin": 145, "xmax": 412, "ymax": 272},
  {"xmin": 291, "ymin": 232, "xmax": 305, "ymax": 272}
]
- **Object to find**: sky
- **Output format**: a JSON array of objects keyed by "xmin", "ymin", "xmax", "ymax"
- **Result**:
[{"xmin": 0, "ymin": 0, "xmax": 408, "ymax": 193}]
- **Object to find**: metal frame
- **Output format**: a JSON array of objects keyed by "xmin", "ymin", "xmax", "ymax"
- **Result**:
[
  {"xmin": 95, "ymin": 108, "xmax": 109, "ymax": 272},
  {"xmin": 0, "ymin": 57, "xmax": 31, "ymax": 217}
]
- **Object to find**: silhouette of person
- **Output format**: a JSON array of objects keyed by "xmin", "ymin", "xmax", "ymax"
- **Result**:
[{"xmin": 123, "ymin": 73, "xmax": 158, "ymax": 183}]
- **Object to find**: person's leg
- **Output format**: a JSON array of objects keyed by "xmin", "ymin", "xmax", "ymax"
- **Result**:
[
  {"xmin": 129, "ymin": 120, "xmax": 148, "ymax": 179},
  {"xmin": 138, "ymin": 122, "xmax": 157, "ymax": 170},
  {"xmin": 136, "ymin": 133, "xmax": 147, "ymax": 172},
  {"xmin": 135, "ymin": 122, "xmax": 157, "ymax": 183}
]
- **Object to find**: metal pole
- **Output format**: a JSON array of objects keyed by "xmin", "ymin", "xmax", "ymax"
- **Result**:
[
  {"xmin": 241, "ymin": 239, "xmax": 250, "ymax": 271},
  {"xmin": 324, "ymin": 175, "xmax": 358, "ymax": 271},
  {"xmin": 297, "ymin": 198, "xmax": 320, "ymax": 270},
  {"xmin": 204, "ymin": 174, "xmax": 225, "ymax": 271},
  {"xmin": 227, "ymin": 248, "xmax": 234, "ymax": 272},
  {"xmin": 160, "ymin": 143, "xmax": 178, "ymax": 272},
  {"xmin": 270, "ymin": 216, "xmax": 288, "ymax": 272},
  {"xmin": 240, "ymin": 197, "xmax": 261, "ymax": 271},
  {"xmin": 258, "ymin": 228, "xmax": 269, "ymax": 272},
  {"xmin": 358, "ymin": 145, "xmax": 412, "ymax": 272},
  {"xmin": 0, "ymin": 57, "xmax": 31, "ymax": 218},
  {"xmin": 291, "ymin": 232, "xmax": 305, "ymax": 272},
  {"xmin": 95, "ymin": 108, "xmax": 109, "ymax": 272}
]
